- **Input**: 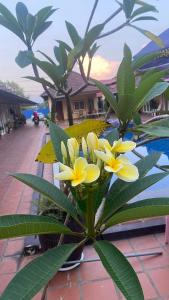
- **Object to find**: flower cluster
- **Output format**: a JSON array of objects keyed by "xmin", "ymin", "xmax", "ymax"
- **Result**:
[{"xmin": 55, "ymin": 132, "xmax": 139, "ymax": 187}]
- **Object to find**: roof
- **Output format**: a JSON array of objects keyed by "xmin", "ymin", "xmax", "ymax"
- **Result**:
[
  {"xmin": 0, "ymin": 89, "xmax": 37, "ymax": 106},
  {"xmin": 41, "ymin": 71, "xmax": 116, "ymax": 99},
  {"xmin": 134, "ymin": 28, "xmax": 169, "ymax": 70}
]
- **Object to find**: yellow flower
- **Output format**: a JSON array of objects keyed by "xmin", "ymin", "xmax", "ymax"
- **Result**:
[
  {"xmin": 67, "ymin": 138, "xmax": 79, "ymax": 163},
  {"xmin": 61, "ymin": 141, "xmax": 67, "ymax": 163},
  {"xmin": 86, "ymin": 132, "xmax": 99, "ymax": 162},
  {"xmin": 82, "ymin": 137, "xmax": 88, "ymax": 158},
  {"xmin": 98, "ymin": 138, "xmax": 111, "ymax": 150},
  {"xmin": 55, "ymin": 157, "xmax": 100, "ymax": 187},
  {"xmin": 87, "ymin": 132, "xmax": 99, "ymax": 152},
  {"xmin": 111, "ymin": 138, "xmax": 136, "ymax": 153},
  {"xmin": 95, "ymin": 148, "xmax": 139, "ymax": 182}
]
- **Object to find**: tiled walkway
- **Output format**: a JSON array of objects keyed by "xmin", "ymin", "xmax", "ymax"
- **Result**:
[{"xmin": 0, "ymin": 121, "xmax": 47, "ymax": 297}]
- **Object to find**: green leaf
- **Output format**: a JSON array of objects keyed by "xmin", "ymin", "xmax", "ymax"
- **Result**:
[
  {"xmin": 54, "ymin": 45, "xmax": 68, "ymax": 73},
  {"xmin": 124, "ymin": 43, "xmax": 132, "ymax": 62},
  {"xmin": 117, "ymin": 45, "xmax": 135, "ymax": 121},
  {"xmin": 131, "ymin": 5, "xmax": 158, "ymax": 19},
  {"xmin": 106, "ymin": 198, "xmax": 169, "ymax": 227},
  {"xmin": 38, "ymin": 50, "xmax": 56, "ymax": 64},
  {"xmin": 0, "ymin": 214, "xmax": 73, "ymax": 239},
  {"xmin": 146, "ymin": 117, "xmax": 169, "ymax": 128},
  {"xmin": 103, "ymin": 172, "xmax": 169, "ymax": 220},
  {"xmin": 65, "ymin": 21, "xmax": 81, "ymax": 46},
  {"xmin": 105, "ymin": 128, "xmax": 119, "ymax": 144},
  {"xmin": 132, "ymin": 51, "xmax": 160, "ymax": 70},
  {"xmin": 35, "ymin": 6, "xmax": 56, "ymax": 24},
  {"xmin": 130, "ymin": 25, "xmax": 164, "ymax": 48},
  {"xmin": 49, "ymin": 121, "xmax": 69, "ymax": 163},
  {"xmin": 1, "ymin": 244, "xmax": 77, "ymax": 300},
  {"xmin": 137, "ymin": 82, "xmax": 169, "ymax": 111},
  {"xmin": 29, "ymin": 57, "xmax": 62, "ymax": 85},
  {"xmin": 98, "ymin": 152, "xmax": 161, "ymax": 225},
  {"xmin": 83, "ymin": 24, "xmax": 104, "ymax": 53},
  {"xmin": 12, "ymin": 173, "xmax": 78, "ymax": 221},
  {"xmin": 26, "ymin": 13, "xmax": 36, "ymax": 40},
  {"xmin": 137, "ymin": 125, "xmax": 169, "ymax": 137},
  {"xmin": 67, "ymin": 40, "xmax": 84, "ymax": 70},
  {"xmin": 56, "ymin": 40, "xmax": 72, "ymax": 52},
  {"xmin": 32, "ymin": 21, "xmax": 52, "ymax": 41},
  {"xmin": 24, "ymin": 76, "xmax": 54, "ymax": 89},
  {"xmin": 133, "ymin": 112, "xmax": 142, "ymax": 125},
  {"xmin": 95, "ymin": 241, "xmax": 144, "ymax": 300},
  {"xmin": 133, "ymin": 70, "xmax": 166, "ymax": 111},
  {"xmin": 16, "ymin": 2, "xmax": 28, "ymax": 32},
  {"xmin": 93, "ymin": 80, "xmax": 119, "ymax": 115},
  {"xmin": 32, "ymin": 6, "xmax": 57, "ymax": 42},
  {"xmin": 15, "ymin": 50, "xmax": 32, "ymax": 68},
  {"xmin": 132, "ymin": 16, "xmax": 158, "ymax": 22},
  {"xmin": 89, "ymin": 43, "xmax": 100, "ymax": 58},
  {"xmin": 123, "ymin": 0, "xmax": 135, "ymax": 18},
  {"xmin": 0, "ymin": 6, "xmax": 25, "ymax": 42}
]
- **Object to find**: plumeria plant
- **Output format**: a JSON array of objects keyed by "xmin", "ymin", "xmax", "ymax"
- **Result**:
[
  {"xmin": 2, "ymin": 1, "xmax": 169, "ymax": 300},
  {"xmin": 1, "ymin": 121, "xmax": 169, "ymax": 300}
]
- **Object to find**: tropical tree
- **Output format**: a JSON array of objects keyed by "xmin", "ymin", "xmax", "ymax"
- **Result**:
[
  {"xmin": 0, "ymin": 0, "xmax": 163, "ymax": 125},
  {"xmin": 0, "ymin": 2, "xmax": 57, "ymax": 120}
]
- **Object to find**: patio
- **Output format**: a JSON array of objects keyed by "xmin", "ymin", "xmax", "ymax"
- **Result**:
[{"xmin": 1, "ymin": 119, "xmax": 169, "ymax": 299}]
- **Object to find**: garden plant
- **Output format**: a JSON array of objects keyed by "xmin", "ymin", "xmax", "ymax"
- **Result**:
[{"xmin": 1, "ymin": 1, "xmax": 169, "ymax": 300}]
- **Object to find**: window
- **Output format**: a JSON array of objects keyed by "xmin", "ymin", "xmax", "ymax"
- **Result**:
[{"xmin": 74, "ymin": 101, "xmax": 84, "ymax": 110}]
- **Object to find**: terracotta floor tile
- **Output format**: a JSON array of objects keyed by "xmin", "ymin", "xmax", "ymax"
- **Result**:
[
  {"xmin": 32, "ymin": 291, "xmax": 43, "ymax": 300},
  {"xmin": 127, "ymin": 256, "xmax": 143, "ymax": 272},
  {"xmin": 82, "ymin": 279, "xmax": 119, "ymax": 300},
  {"xmin": 138, "ymin": 273, "xmax": 157, "ymax": 299},
  {"xmin": 0, "ymin": 257, "xmax": 18, "ymax": 274},
  {"xmin": 4, "ymin": 239, "xmax": 24, "ymax": 256},
  {"xmin": 129, "ymin": 235, "xmax": 160, "ymax": 251},
  {"xmin": 0, "ymin": 273, "xmax": 14, "ymax": 294},
  {"xmin": 140, "ymin": 248, "xmax": 169, "ymax": 270},
  {"xmin": 80, "ymin": 261, "xmax": 108, "ymax": 282},
  {"xmin": 149, "ymin": 268, "xmax": 169, "ymax": 297},
  {"xmin": 47, "ymin": 286, "xmax": 80, "ymax": 300},
  {"xmin": 113, "ymin": 239, "xmax": 133, "ymax": 254}
]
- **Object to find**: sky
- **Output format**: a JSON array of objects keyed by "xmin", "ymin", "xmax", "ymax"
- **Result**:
[{"xmin": 0, "ymin": 0, "xmax": 168, "ymax": 101}]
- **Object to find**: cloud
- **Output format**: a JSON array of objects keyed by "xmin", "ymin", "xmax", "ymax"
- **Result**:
[{"xmin": 83, "ymin": 55, "xmax": 120, "ymax": 80}]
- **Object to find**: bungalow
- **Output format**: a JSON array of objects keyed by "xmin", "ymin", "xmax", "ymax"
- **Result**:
[
  {"xmin": 0, "ymin": 85, "xmax": 36, "ymax": 135},
  {"xmin": 41, "ymin": 71, "xmax": 116, "ymax": 121}
]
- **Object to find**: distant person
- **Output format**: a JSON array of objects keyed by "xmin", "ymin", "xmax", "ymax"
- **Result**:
[{"xmin": 33, "ymin": 111, "xmax": 39, "ymax": 119}]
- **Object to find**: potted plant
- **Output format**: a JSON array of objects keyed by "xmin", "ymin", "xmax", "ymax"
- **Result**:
[
  {"xmin": 1, "ymin": 1, "xmax": 169, "ymax": 299},
  {"xmin": 38, "ymin": 196, "xmax": 84, "ymax": 270}
]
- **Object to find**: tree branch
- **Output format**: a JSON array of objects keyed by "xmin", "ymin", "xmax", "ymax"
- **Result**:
[
  {"xmin": 85, "ymin": 0, "xmax": 99, "ymax": 37},
  {"xmin": 103, "ymin": 7, "xmax": 122, "ymax": 26},
  {"xmin": 97, "ymin": 21, "xmax": 129, "ymax": 39}
]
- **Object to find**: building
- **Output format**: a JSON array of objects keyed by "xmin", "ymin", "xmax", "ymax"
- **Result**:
[
  {"xmin": 0, "ymin": 85, "xmax": 36, "ymax": 135},
  {"xmin": 41, "ymin": 71, "xmax": 116, "ymax": 121},
  {"xmin": 134, "ymin": 28, "xmax": 169, "ymax": 114}
]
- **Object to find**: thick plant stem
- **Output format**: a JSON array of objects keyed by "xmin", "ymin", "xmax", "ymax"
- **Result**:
[{"xmin": 86, "ymin": 190, "xmax": 95, "ymax": 238}]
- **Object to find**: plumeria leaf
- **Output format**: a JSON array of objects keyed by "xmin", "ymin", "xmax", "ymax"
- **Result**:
[
  {"xmin": 103, "ymin": 172, "xmax": 169, "ymax": 221},
  {"xmin": 95, "ymin": 241, "xmax": 144, "ymax": 300},
  {"xmin": 12, "ymin": 173, "xmax": 78, "ymax": 221},
  {"xmin": 0, "ymin": 214, "xmax": 73, "ymax": 239},
  {"xmin": 105, "ymin": 198, "xmax": 169, "ymax": 227},
  {"xmin": 1, "ymin": 244, "xmax": 77, "ymax": 300}
]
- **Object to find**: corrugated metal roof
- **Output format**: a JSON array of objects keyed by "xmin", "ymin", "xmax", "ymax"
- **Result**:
[{"xmin": 0, "ymin": 89, "xmax": 37, "ymax": 106}]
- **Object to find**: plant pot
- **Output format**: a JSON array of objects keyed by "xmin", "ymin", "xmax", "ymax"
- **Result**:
[{"xmin": 39, "ymin": 209, "xmax": 84, "ymax": 270}]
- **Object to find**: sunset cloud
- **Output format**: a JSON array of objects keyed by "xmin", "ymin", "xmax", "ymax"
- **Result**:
[{"xmin": 83, "ymin": 55, "xmax": 120, "ymax": 80}]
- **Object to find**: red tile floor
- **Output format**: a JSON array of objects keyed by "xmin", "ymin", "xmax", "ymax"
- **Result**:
[{"xmin": 1, "ymin": 120, "xmax": 169, "ymax": 299}]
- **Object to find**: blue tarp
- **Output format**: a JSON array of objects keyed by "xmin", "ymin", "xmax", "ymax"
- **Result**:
[
  {"xmin": 134, "ymin": 28, "xmax": 169, "ymax": 70},
  {"xmin": 22, "ymin": 108, "xmax": 49, "ymax": 119}
]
